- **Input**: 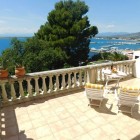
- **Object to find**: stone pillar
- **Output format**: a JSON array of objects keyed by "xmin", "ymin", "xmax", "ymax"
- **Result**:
[
  {"xmin": 87, "ymin": 68, "xmax": 96, "ymax": 84},
  {"xmin": 10, "ymin": 82, "xmax": 16, "ymax": 100},
  {"xmin": 1, "ymin": 83, "xmax": 8, "ymax": 102},
  {"xmin": 133, "ymin": 58, "xmax": 140, "ymax": 78},
  {"xmin": 35, "ymin": 77, "xmax": 39, "ymax": 95},
  {"xmin": 55, "ymin": 74, "xmax": 59, "ymax": 91},
  {"xmin": 42, "ymin": 76, "xmax": 47, "ymax": 94},
  {"xmin": 27, "ymin": 79, "xmax": 32, "ymax": 97},
  {"xmin": 61, "ymin": 73, "xmax": 66, "ymax": 90},
  {"xmin": 49, "ymin": 75, "xmax": 53, "ymax": 93},
  {"xmin": 19, "ymin": 80, "xmax": 24, "ymax": 99}
]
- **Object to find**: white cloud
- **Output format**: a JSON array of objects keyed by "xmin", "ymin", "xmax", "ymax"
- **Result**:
[
  {"xmin": 0, "ymin": 15, "xmax": 43, "ymax": 35},
  {"xmin": 106, "ymin": 24, "xmax": 115, "ymax": 28},
  {"xmin": 0, "ymin": 27, "xmax": 38, "ymax": 34},
  {"xmin": 93, "ymin": 22, "xmax": 117, "ymax": 32},
  {"xmin": 0, "ymin": 16, "xmax": 28, "ymax": 22}
]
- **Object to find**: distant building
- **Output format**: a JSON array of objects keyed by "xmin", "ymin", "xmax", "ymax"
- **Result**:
[
  {"xmin": 121, "ymin": 50, "xmax": 133, "ymax": 60},
  {"xmin": 133, "ymin": 51, "xmax": 140, "ymax": 59}
]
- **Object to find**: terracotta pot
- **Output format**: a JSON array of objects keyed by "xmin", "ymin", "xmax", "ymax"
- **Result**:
[
  {"xmin": 0, "ymin": 69, "xmax": 8, "ymax": 79},
  {"xmin": 15, "ymin": 67, "xmax": 25, "ymax": 77}
]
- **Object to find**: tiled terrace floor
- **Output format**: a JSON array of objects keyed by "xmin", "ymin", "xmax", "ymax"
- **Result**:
[{"xmin": 1, "ymin": 78, "xmax": 140, "ymax": 140}]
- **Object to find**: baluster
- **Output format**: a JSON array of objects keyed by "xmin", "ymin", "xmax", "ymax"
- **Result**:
[
  {"xmin": 27, "ymin": 79, "xmax": 32, "ymax": 97},
  {"xmin": 102, "ymin": 66, "xmax": 106, "ymax": 81},
  {"xmin": 10, "ymin": 82, "xmax": 16, "ymax": 100},
  {"xmin": 128, "ymin": 63, "xmax": 131, "ymax": 74},
  {"xmin": 55, "ymin": 74, "xmax": 59, "ymax": 91},
  {"xmin": 99, "ymin": 68, "xmax": 102, "ymax": 81},
  {"xmin": 120, "ymin": 64, "xmax": 122, "ymax": 72},
  {"xmin": 79, "ymin": 70, "xmax": 82, "ymax": 86},
  {"xmin": 118, "ymin": 64, "xmax": 121, "ymax": 71},
  {"xmin": 83, "ymin": 70, "xmax": 87, "ymax": 85},
  {"xmin": 132, "ymin": 62, "xmax": 134, "ymax": 75},
  {"xmin": 48, "ymin": 75, "xmax": 53, "ymax": 93},
  {"xmin": 72, "ymin": 71, "xmax": 77, "ymax": 88},
  {"xmin": 42, "ymin": 76, "xmax": 47, "ymax": 94},
  {"xmin": 116, "ymin": 65, "xmax": 119, "ymax": 71},
  {"xmin": 61, "ymin": 73, "xmax": 66, "ymax": 90},
  {"xmin": 96, "ymin": 68, "xmax": 99, "ymax": 82},
  {"xmin": 67, "ymin": 72, "xmax": 72, "ymax": 89},
  {"xmin": 94, "ymin": 68, "xmax": 97, "ymax": 83},
  {"xmin": 34, "ymin": 77, "xmax": 39, "ymax": 95},
  {"xmin": 125, "ymin": 64, "xmax": 128, "ymax": 74},
  {"xmin": 18, "ymin": 80, "xmax": 24, "ymax": 99},
  {"xmin": 123, "ymin": 64, "xmax": 126, "ymax": 73},
  {"xmin": 128, "ymin": 63, "xmax": 131, "ymax": 75},
  {"xmin": 1, "ymin": 83, "xmax": 8, "ymax": 102}
]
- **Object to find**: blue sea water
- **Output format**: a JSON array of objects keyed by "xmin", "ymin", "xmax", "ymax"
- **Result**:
[
  {"xmin": 0, "ymin": 38, "xmax": 12, "ymax": 54},
  {"xmin": 0, "ymin": 37, "xmax": 140, "ymax": 55},
  {"xmin": 0, "ymin": 37, "xmax": 28, "ymax": 55},
  {"xmin": 89, "ymin": 38, "xmax": 140, "ymax": 50},
  {"xmin": 89, "ymin": 38, "xmax": 140, "ymax": 58}
]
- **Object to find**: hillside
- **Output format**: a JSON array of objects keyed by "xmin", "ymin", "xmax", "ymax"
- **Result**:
[{"xmin": 97, "ymin": 32, "xmax": 140, "ymax": 41}]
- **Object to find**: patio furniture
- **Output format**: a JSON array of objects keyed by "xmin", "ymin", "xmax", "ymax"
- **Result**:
[
  {"xmin": 85, "ymin": 83, "xmax": 106, "ymax": 107},
  {"xmin": 102, "ymin": 69, "xmax": 127, "ymax": 97},
  {"xmin": 117, "ymin": 85, "xmax": 140, "ymax": 116}
]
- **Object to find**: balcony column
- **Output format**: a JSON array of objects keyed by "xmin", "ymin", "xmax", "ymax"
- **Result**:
[
  {"xmin": 132, "ymin": 61, "xmax": 135, "ymax": 76},
  {"xmin": 26, "ymin": 79, "xmax": 32, "ymax": 97},
  {"xmin": 55, "ymin": 74, "xmax": 59, "ymax": 91},
  {"xmin": 72, "ymin": 71, "xmax": 77, "ymax": 88},
  {"xmin": 1, "ymin": 83, "xmax": 8, "ymax": 102},
  {"xmin": 19, "ymin": 80, "xmax": 24, "ymax": 99},
  {"xmin": 133, "ymin": 58, "xmax": 140, "ymax": 78},
  {"xmin": 42, "ymin": 76, "xmax": 47, "ymax": 94},
  {"xmin": 67, "ymin": 72, "xmax": 72, "ymax": 89},
  {"xmin": 128, "ymin": 63, "xmax": 131, "ymax": 75},
  {"xmin": 10, "ymin": 82, "xmax": 16, "ymax": 100},
  {"xmin": 61, "ymin": 73, "xmax": 66, "ymax": 90},
  {"xmin": 79, "ymin": 70, "xmax": 82, "ymax": 86},
  {"xmin": 34, "ymin": 77, "xmax": 39, "ymax": 95},
  {"xmin": 48, "ymin": 75, "xmax": 53, "ymax": 93},
  {"xmin": 87, "ymin": 68, "xmax": 96, "ymax": 84}
]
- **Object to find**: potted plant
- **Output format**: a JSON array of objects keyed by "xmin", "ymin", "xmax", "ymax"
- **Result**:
[
  {"xmin": 15, "ymin": 63, "xmax": 26, "ymax": 77},
  {"xmin": 0, "ymin": 59, "xmax": 9, "ymax": 79}
]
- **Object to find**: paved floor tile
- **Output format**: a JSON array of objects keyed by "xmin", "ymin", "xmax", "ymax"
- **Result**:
[
  {"xmin": 1, "ymin": 79, "xmax": 140, "ymax": 140},
  {"xmin": 35, "ymin": 124, "xmax": 52, "ymax": 139}
]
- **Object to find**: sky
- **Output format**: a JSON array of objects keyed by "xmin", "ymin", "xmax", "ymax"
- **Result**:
[{"xmin": 0, "ymin": 0, "xmax": 140, "ymax": 36}]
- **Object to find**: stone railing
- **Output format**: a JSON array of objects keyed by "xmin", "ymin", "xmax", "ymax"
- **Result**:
[{"xmin": 0, "ymin": 60, "xmax": 135, "ymax": 106}]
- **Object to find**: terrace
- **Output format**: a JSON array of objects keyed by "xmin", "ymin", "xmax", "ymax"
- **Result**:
[{"xmin": 0, "ymin": 60, "xmax": 140, "ymax": 140}]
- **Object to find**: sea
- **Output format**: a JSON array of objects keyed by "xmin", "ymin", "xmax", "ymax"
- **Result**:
[
  {"xmin": 0, "ymin": 37, "xmax": 140, "ymax": 56},
  {"xmin": 0, "ymin": 37, "xmax": 28, "ymax": 55}
]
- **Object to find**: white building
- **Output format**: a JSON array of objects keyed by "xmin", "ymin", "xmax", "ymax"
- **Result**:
[{"xmin": 133, "ymin": 51, "xmax": 140, "ymax": 59}]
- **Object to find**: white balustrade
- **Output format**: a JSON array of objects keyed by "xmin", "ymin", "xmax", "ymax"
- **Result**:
[
  {"xmin": 27, "ymin": 79, "xmax": 32, "ymax": 97},
  {"xmin": 34, "ymin": 77, "xmax": 40, "ymax": 95},
  {"xmin": 19, "ymin": 80, "xmax": 24, "ymax": 99},
  {"xmin": 68, "ymin": 72, "xmax": 72, "ymax": 89},
  {"xmin": 61, "ymin": 73, "xmax": 66, "ymax": 90},
  {"xmin": 0, "ymin": 60, "xmax": 136, "ymax": 106},
  {"xmin": 42, "ymin": 76, "xmax": 47, "ymax": 94},
  {"xmin": 1, "ymin": 83, "xmax": 8, "ymax": 102},
  {"xmin": 10, "ymin": 82, "xmax": 16, "ymax": 100},
  {"xmin": 55, "ymin": 75, "xmax": 59, "ymax": 91},
  {"xmin": 78, "ymin": 70, "xmax": 82, "ymax": 86}
]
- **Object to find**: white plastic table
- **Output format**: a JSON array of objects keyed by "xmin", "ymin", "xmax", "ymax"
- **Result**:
[{"xmin": 102, "ymin": 69, "xmax": 127, "ymax": 97}]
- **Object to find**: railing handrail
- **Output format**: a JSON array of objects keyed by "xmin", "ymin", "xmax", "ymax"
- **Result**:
[
  {"xmin": 14, "ymin": 59, "xmax": 137, "ymax": 77},
  {"xmin": 0, "ymin": 59, "xmax": 136, "ymax": 106}
]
